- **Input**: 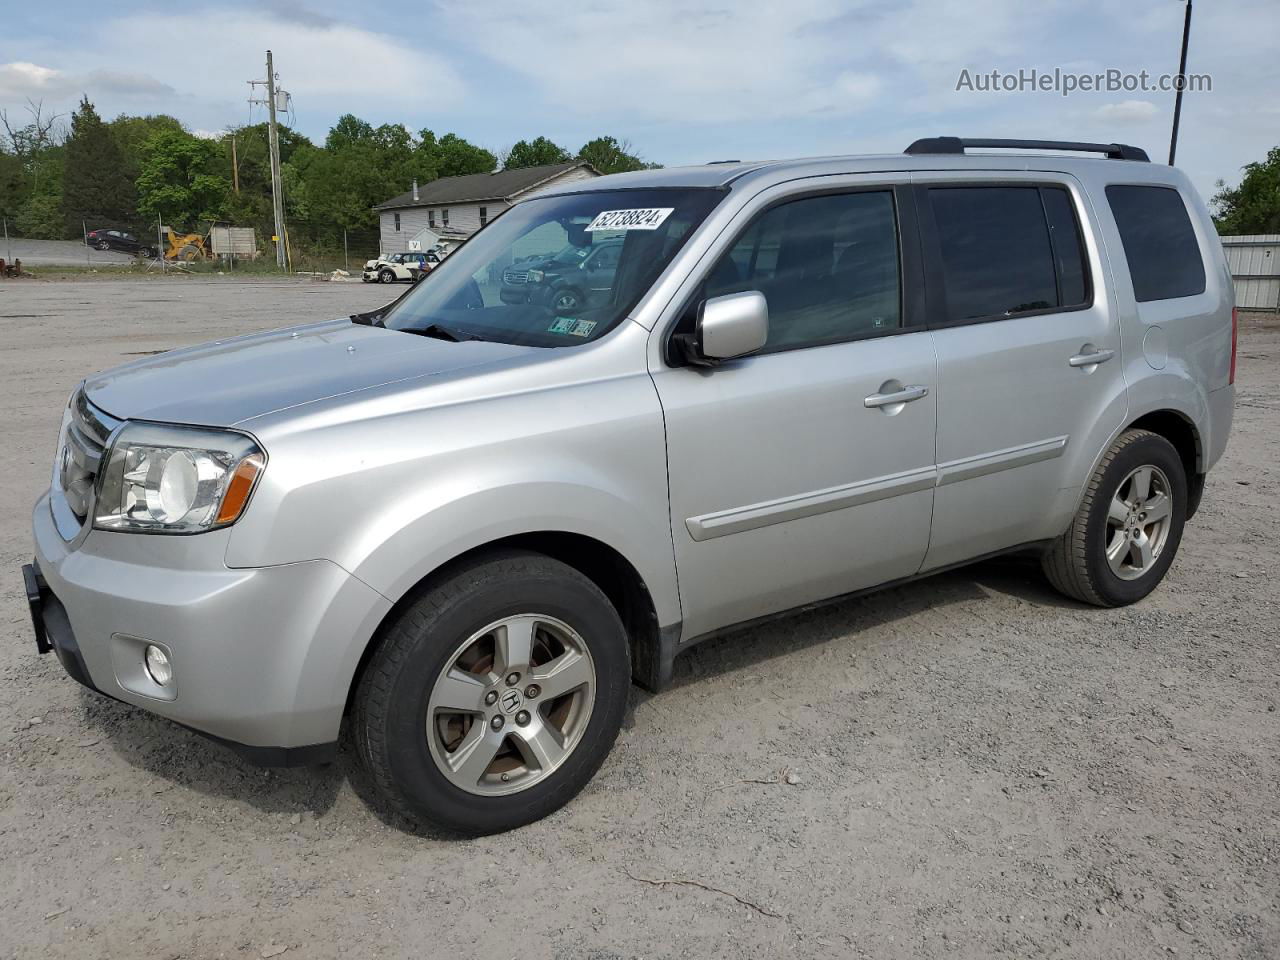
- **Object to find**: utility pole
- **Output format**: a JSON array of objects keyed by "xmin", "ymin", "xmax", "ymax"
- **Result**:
[
  {"xmin": 249, "ymin": 51, "xmax": 287, "ymax": 269},
  {"xmin": 1168, "ymin": 0, "xmax": 1193, "ymax": 166},
  {"xmin": 231, "ymin": 134, "xmax": 240, "ymax": 194}
]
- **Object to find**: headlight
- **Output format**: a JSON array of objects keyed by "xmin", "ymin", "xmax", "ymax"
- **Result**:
[
  {"xmin": 526, "ymin": 269, "xmax": 544, "ymax": 283},
  {"xmin": 94, "ymin": 423, "xmax": 265, "ymax": 534}
]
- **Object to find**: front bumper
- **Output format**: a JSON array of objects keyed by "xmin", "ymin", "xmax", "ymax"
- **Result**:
[{"xmin": 30, "ymin": 492, "xmax": 391, "ymax": 764}]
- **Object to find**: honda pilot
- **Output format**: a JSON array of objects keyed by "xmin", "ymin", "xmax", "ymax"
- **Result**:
[{"xmin": 26, "ymin": 138, "xmax": 1235, "ymax": 835}]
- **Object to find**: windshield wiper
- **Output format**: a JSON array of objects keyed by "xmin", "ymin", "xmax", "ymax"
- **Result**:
[
  {"xmin": 349, "ymin": 309, "xmax": 385, "ymax": 327},
  {"xmin": 403, "ymin": 322, "xmax": 480, "ymax": 342}
]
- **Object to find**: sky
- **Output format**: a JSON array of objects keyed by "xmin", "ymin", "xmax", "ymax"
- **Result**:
[{"xmin": 1, "ymin": 0, "xmax": 1275, "ymax": 201}]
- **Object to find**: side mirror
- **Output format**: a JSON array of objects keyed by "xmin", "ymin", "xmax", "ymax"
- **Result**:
[{"xmin": 696, "ymin": 291, "xmax": 768, "ymax": 361}]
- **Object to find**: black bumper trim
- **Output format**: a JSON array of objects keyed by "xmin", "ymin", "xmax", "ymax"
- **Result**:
[{"xmin": 23, "ymin": 559, "xmax": 338, "ymax": 768}]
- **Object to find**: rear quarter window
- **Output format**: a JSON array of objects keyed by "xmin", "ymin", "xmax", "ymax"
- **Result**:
[{"xmin": 1105, "ymin": 185, "xmax": 1206, "ymax": 302}]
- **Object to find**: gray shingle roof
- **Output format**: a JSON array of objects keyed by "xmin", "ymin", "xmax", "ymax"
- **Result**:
[{"xmin": 374, "ymin": 161, "xmax": 595, "ymax": 210}]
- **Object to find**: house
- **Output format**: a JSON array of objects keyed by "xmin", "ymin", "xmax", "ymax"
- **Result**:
[{"xmin": 374, "ymin": 161, "xmax": 600, "ymax": 255}]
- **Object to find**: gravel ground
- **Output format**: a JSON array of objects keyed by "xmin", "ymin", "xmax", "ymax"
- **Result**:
[{"xmin": 1, "ymin": 277, "xmax": 1277, "ymax": 960}]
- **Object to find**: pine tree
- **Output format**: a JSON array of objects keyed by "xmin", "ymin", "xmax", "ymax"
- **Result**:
[{"xmin": 62, "ymin": 97, "xmax": 136, "ymax": 232}]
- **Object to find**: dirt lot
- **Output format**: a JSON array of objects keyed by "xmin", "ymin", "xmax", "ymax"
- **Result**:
[{"xmin": 0, "ymin": 277, "xmax": 1276, "ymax": 960}]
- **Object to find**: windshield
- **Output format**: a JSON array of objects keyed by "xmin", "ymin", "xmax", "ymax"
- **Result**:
[{"xmin": 381, "ymin": 187, "xmax": 724, "ymax": 347}]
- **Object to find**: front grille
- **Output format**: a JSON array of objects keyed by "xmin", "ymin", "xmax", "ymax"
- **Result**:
[
  {"xmin": 503, "ymin": 270, "xmax": 529, "ymax": 284},
  {"xmin": 58, "ymin": 390, "xmax": 118, "ymax": 521}
]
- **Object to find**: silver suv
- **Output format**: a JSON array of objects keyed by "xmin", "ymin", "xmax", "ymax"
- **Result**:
[{"xmin": 25, "ymin": 138, "xmax": 1235, "ymax": 834}]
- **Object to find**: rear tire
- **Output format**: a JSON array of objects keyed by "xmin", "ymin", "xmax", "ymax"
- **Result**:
[
  {"xmin": 354, "ymin": 550, "xmax": 630, "ymax": 834},
  {"xmin": 1042, "ymin": 429, "xmax": 1187, "ymax": 606}
]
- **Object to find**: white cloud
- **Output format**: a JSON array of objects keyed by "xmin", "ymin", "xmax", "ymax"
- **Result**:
[
  {"xmin": 1093, "ymin": 100, "xmax": 1160, "ymax": 124},
  {"xmin": 439, "ymin": 0, "xmax": 883, "ymax": 124},
  {"xmin": 0, "ymin": 61, "xmax": 69, "ymax": 100}
]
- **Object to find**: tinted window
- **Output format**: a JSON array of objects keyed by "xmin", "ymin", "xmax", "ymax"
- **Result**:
[
  {"xmin": 1106, "ymin": 185, "xmax": 1205, "ymax": 302},
  {"xmin": 704, "ymin": 191, "xmax": 901, "ymax": 349},
  {"xmin": 929, "ymin": 187, "xmax": 1059, "ymax": 321},
  {"xmin": 1042, "ymin": 187, "xmax": 1088, "ymax": 307}
]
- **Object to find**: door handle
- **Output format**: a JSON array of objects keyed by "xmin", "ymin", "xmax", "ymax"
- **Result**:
[
  {"xmin": 1068, "ymin": 348, "xmax": 1115, "ymax": 367},
  {"xmin": 864, "ymin": 385, "xmax": 929, "ymax": 408}
]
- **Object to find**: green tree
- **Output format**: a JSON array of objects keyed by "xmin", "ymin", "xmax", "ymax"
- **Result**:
[
  {"xmin": 109, "ymin": 113, "xmax": 186, "ymax": 180},
  {"xmin": 292, "ymin": 114, "xmax": 422, "ymax": 231},
  {"xmin": 63, "ymin": 97, "xmax": 136, "ymax": 231},
  {"xmin": 1213, "ymin": 147, "xmax": 1280, "ymax": 235},
  {"xmin": 504, "ymin": 136, "xmax": 571, "ymax": 169},
  {"xmin": 419, "ymin": 129, "xmax": 495, "ymax": 178},
  {"xmin": 576, "ymin": 136, "xmax": 658, "ymax": 175},
  {"xmin": 15, "ymin": 193, "xmax": 64, "ymax": 238},
  {"xmin": 135, "ymin": 128, "xmax": 228, "ymax": 225},
  {"xmin": 0, "ymin": 147, "xmax": 24, "ymax": 219}
]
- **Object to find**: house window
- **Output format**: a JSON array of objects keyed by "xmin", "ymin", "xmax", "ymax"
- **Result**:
[
  {"xmin": 442, "ymin": 209, "xmax": 449, "ymax": 227},
  {"xmin": 428, "ymin": 210, "xmax": 435, "ymax": 228},
  {"xmin": 394, "ymin": 212, "xmax": 401, "ymax": 232},
  {"xmin": 479, "ymin": 206, "xmax": 488, "ymax": 227}
]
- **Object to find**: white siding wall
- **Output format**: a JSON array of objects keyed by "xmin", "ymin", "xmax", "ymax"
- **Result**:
[{"xmin": 377, "ymin": 166, "xmax": 601, "ymax": 254}]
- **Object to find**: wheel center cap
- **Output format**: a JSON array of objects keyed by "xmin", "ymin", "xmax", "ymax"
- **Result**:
[{"xmin": 498, "ymin": 688, "xmax": 524, "ymax": 715}]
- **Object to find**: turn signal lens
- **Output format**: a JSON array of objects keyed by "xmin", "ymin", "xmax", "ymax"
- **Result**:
[{"xmin": 215, "ymin": 453, "xmax": 265, "ymax": 525}]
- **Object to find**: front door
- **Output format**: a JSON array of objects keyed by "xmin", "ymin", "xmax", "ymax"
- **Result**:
[
  {"xmin": 651, "ymin": 182, "xmax": 939, "ymax": 640},
  {"xmin": 912, "ymin": 175, "xmax": 1129, "ymax": 570}
]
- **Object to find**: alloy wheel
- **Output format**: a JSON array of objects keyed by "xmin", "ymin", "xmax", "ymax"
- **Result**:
[
  {"xmin": 425, "ymin": 614, "xmax": 596, "ymax": 797},
  {"xmin": 1104, "ymin": 464, "xmax": 1173, "ymax": 580}
]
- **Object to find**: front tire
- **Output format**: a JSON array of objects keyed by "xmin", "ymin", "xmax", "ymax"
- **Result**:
[
  {"xmin": 354, "ymin": 550, "xmax": 630, "ymax": 834},
  {"xmin": 1042, "ymin": 429, "xmax": 1187, "ymax": 606},
  {"xmin": 379, "ymin": 268, "xmax": 395, "ymax": 284}
]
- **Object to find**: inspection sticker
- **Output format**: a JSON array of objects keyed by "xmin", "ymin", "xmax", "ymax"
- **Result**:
[
  {"xmin": 585, "ymin": 207, "xmax": 674, "ymax": 232},
  {"xmin": 548, "ymin": 317, "xmax": 597, "ymax": 337}
]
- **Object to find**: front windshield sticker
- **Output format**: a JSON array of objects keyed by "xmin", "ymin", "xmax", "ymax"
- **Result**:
[
  {"xmin": 585, "ymin": 208, "xmax": 674, "ymax": 232},
  {"xmin": 548, "ymin": 317, "xmax": 597, "ymax": 337}
]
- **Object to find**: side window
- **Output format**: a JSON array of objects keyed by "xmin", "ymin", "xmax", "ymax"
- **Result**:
[
  {"xmin": 1105, "ymin": 185, "xmax": 1206, "ymax": 302},
  {"xmin": 592, "ymin": 245, "xmax": 619, "ymax": 269},
  {"xmin": 703, "ymin": 190, "xmax": 901, "ymax": 349},
  {"xmin": 929, "ymin": 186, "xmax": 1063, "ymax": 321},
  {"xmin": 1041, "ymin": 187, "xmax": 1089, "ymax": 307}
]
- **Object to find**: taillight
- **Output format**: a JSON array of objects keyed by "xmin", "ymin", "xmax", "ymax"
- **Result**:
[{"xmin": 1229, "ymin": 307, "xmax": 1238, "ymax": 385}]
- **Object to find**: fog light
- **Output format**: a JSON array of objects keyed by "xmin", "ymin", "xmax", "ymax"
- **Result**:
[{"xmin": 144, "ymin": 645, "xmax": 172, "ymax": 686}]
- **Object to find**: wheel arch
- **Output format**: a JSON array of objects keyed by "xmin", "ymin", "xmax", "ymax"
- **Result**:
[
  {"xmin": 343, "ymin": 530, "xmax": 668, "ymax": 719},
  {"xmin": 1082, "ymin": 405, "xmax": 1206, "ymax": 522}
]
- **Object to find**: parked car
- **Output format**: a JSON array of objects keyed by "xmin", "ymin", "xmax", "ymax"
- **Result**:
[
  {"xmin": 85, "ymin": 228, "xmax": 154, "ymax": 258},
  {"xmin": 27, "ymin": 138, "xmax": 1235, "ymax": 835},
  {"xmin": 362, "ymin": 251, "xmax": 434, "ymax": 284},
  {"xmin": 500, "ymin": 239, "xmax": 623, "ymax": 311}
]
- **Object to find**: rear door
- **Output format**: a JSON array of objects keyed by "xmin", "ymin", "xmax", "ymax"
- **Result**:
[
  {"xmin": 912, "ymin": 174, "xmax": 1129, "ymax": 570},
  {"xmin": 650, "ymin": 178, "xmax": 939, "ymax": 639}
]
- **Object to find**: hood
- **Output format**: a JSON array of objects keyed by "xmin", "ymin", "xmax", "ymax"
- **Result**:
[{"xmin": 84, "ymin": 318, "xmax": 539, "ymax": 427}]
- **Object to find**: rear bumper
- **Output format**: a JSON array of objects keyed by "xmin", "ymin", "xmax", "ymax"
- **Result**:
[
  {"xmin": 30, "ymin": 492, "xmax": 392, "ymax": 763},
  {"xmin": 1205, "ymin": 383, "xmax": 1234, "ymax": 471}
]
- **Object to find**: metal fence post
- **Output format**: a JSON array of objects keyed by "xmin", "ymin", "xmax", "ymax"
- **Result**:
[
  {"xmin": 3, "ymin": 217, "xmax": 10, "ymax": 265},
  {"xmin": 82, "ymin": 220, "xmax": 91, "ymax": 267},
  {"xmin": 344, "ymin": 229, "xmax": 348, "ymax": 271}
]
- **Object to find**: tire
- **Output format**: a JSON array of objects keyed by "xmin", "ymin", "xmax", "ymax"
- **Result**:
[
  {"xmin": 137, "ymin": 247, "xmax": 153, "ymax": 259},
  {"xmin": 354, "ymin": 550, "xmax": 630, "ymax": 834},
  {"xmin": 551, "ymin": 287, "xmax": 583, "ymax": 314},
  {"xmin": 178, "ymin": 244, "xmax": 202, "ymax": 262},
  {"xmin": 96, "ymin": 240, "xmax": 111, "ymax": 251},
  {"xmin": 1042, "ymin": 429, "xmax": 1187, "ymax": 607},
  {"xmin": 379, "ymin": 268, "xmax": 395, "ymax": 284}
]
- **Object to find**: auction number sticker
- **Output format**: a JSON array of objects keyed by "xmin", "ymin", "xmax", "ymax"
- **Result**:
[{"xmin": 585, "ymin": 208, "xmax": 674, "ymax": 232}]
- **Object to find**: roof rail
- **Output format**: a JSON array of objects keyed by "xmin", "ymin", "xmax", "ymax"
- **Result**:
[{"xmin": 905, "ymin": 137, "xmax": 1150, "ymax": 162}]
